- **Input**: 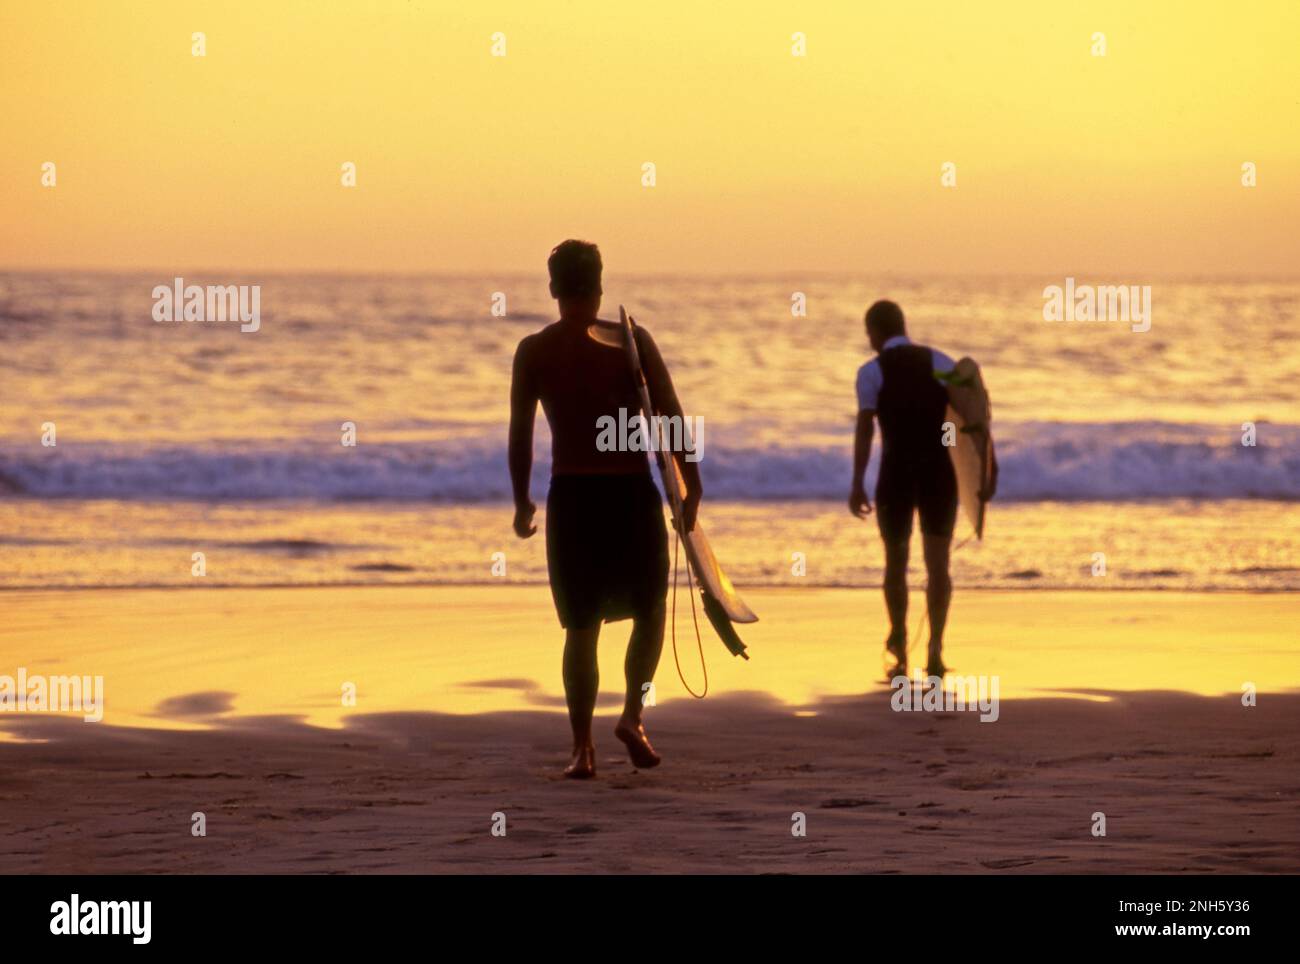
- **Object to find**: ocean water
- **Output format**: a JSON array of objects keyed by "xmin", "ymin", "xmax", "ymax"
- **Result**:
[{"xmin": 2, "ymin": 271, "xmax": 1298, "ymax": 591}]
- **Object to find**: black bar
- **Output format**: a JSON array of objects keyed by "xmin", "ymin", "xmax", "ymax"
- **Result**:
[{"xmin": 0, "ymin": 874, "xmax": 1281, "ymax": 948}]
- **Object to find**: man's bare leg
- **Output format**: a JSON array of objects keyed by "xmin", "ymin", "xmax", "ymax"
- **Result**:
[
  {"xmin": 562, "ymin": 623, "xmax": 600, "ymax": 778},
  {"xmin": 615, "ymin": 603, "xmax": 665, "ymax": 768},
  {"xmin": 922, "ymin": 533, "xmax": 953, "ymax": 674},
  {"xmin": 882, "ymin": 537, "xmax": 910, "ymax": 672}
]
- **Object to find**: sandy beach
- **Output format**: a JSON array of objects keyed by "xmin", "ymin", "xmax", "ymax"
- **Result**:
[{"xmin": 2, "ymin": 586, "xmax": 1296, "ymax": 874}]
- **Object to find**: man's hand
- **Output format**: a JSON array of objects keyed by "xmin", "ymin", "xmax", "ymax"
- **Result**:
[
  {"xmin": 513, "ymin": 501, "xmax": 537, "ymax": 538},
  {"xmin": 851, "ymin": 411, "xmax": 875, "ymax": 520},
  {"xmin": 848, "ymin": 484, "xmax": 873, "ymax": 519}
]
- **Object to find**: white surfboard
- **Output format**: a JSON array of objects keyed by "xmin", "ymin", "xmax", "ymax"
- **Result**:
[
  {"xmin": 587, "ymin": 308, "xmax": 756, "ymax": 658},
  {"xmin": 942, "ymin": 357, "xmax": 994, "ymax": 539}
]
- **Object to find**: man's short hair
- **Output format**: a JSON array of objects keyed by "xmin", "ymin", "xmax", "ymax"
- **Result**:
[
  {"xmin": 548, "ymin": 240, "xmax": 603, "ymax": 299},
  {"xmin": 865, "ymin": 300, "xmax": 906, "ymax": 340}
]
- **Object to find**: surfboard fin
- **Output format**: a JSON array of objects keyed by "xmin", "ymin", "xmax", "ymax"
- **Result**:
[{"xmin": 702, "ymin": 590, "xmax": 749, "ymax": 659}]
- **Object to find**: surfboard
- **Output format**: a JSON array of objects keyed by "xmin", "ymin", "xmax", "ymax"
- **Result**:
[
  {"xmin": 587, "ymin": 308, "xmax": 756, "ymax": 658},
  {"xmin": 940, "ymin": 356, "xmax": 994, "ymax": 539}
]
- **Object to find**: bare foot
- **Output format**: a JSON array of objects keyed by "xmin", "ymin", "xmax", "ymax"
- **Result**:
[
  {"xmin": 926, "ymin": 649, "xmax": 947, "ymax": 678},
  {"xmin": 564, "ymin": 744, "xmax": 596, "ymax": 779},
  {"xmin": 884, "ymin": 631, "xmax": 907, "ymax": 681},
  {"xmin": 614, "ymin": 720, "xmax": 661, "ymax": 769}
]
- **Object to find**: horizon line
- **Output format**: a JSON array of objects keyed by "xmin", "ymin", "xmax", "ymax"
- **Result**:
[{"xmin": 4, "ymin": 265, "xmax": 1299, "ymax": 284}]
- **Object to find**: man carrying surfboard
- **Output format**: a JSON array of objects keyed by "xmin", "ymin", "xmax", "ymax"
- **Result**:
[
  {"xmin": 848, "ymin": 300, "xmax": 996, "ymax": 678},
  {"xmin": 508, "ymin": 240, "xmax": 701, "ymax": 779}
]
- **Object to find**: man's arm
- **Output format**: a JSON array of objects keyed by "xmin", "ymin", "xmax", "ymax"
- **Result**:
[
  {"xmin": 637, "ymin": 325, "xmax": 701, "ymax": 531},
  {"xmin": 849, "ymin": 409, "xmax": 874, "ymax": 518},
  {"xmin": 508, "ymin": 337, "xmax": 539, "ymax": 538}
]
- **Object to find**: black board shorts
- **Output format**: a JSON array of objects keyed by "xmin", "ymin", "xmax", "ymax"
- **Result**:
[
  {"xmin": 545, "ymin": 473, "xmax": 669, "ymax": 629},
  {"xmin": 875, "ymin": 456, "xmax": 958, "ymax": 542}
]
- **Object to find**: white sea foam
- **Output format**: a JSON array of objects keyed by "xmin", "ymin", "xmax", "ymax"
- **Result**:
[{"xmin": 1, "ymin": 421, "xmax": 1296, "ymax": 502}]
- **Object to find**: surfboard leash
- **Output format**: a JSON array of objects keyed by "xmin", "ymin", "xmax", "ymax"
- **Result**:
[{"xmin": 669, "ymin": 526, "xmax": 709, "ymax": 698}]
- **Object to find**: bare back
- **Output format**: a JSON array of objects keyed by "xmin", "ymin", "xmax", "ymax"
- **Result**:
[{"xmin": 516, "ymin": 319, "xmax": 650, "ymax": 476}]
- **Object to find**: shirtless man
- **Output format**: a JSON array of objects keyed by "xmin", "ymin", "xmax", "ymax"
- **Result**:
[{"xmin": 509, "ymin": 240, "xmax": 700, "ymax": 778}]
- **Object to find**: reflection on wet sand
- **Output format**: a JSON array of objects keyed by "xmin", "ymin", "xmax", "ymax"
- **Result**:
[{"xmin": 2, "ymin": 585, "xmax": 1296, "ymax": 734}]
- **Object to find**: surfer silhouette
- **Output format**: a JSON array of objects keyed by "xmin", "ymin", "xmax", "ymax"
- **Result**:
[
  {"xmin": 509, "ymin": 240, "xmax": 701, "ymax": 778},
  {"xmin": 848, "ymin": 300, "xmax": 995, "ymax": 678}
]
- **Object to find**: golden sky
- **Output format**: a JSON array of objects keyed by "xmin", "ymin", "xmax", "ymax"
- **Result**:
[{"xmin": 2, "ymin": 0, "xmax": 1297, "ymax": 275}]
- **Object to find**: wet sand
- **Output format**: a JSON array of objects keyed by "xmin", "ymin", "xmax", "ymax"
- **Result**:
[{"xmin": 1, "ymin": 586, "xmax": 1296, "ymax": 873}]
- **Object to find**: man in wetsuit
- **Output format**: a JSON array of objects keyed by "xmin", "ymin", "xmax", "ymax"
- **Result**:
[
  {"xmin": 509, "ymin": 240, "xmax": 700, "ymax": 778},
  {"xmin": 848, "ymin": 300, "xmax": 961, "ymax": 679}
]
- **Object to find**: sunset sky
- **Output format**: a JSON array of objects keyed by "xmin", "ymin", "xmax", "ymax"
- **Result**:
[{"xmin": 2, "ymin": 0, "xmax": 1297, "ymax": 276}]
